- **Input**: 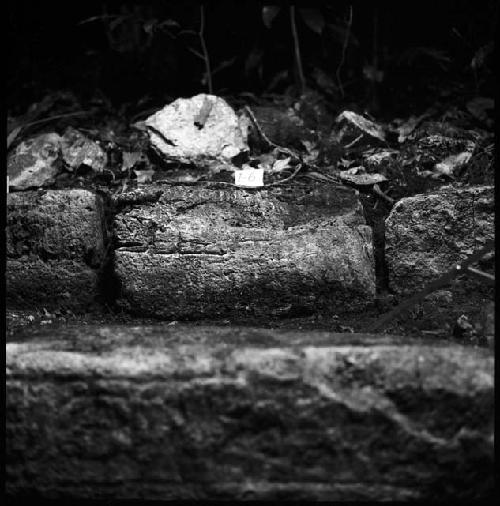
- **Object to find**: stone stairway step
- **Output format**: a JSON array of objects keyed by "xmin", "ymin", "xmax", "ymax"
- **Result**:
[
  {"xmin": 6, "ymin": 189, "xmax": 106, "ymax": 311},
  {"xmin": 7, "ymin": 183, "xmax": 376, "ymax": 319},
  {"xmin": 112, "ymin": 183, "xmax": 375, "ymax": 319},
  {"xmin": 6, "ymin": 325, "xmax": 494, "ymax": 500}
]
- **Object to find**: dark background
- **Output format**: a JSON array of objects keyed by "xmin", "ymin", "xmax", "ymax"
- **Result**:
[{"xmin": 7, "ymin": 0, "xmax": 497, "ymax": 115}]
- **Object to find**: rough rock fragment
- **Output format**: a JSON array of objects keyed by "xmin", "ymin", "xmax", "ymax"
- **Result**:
[
  {"xmin": 7, "ymin": 133, "xmax": 62, "ymax": 190},
  {"xmin": 385, "ymin": 185, "xmax": 494, "ymax": 295},
  {"xmin": 145, "ymin": 94, "xmax": 248, "ymax": 164},
  {"xmin": 407, "ymin": 122, "xmax": 478, "ymax": 167},
  {"xmin": 61, "ymin": 126, "xmax": 107, "ymax": 173}
]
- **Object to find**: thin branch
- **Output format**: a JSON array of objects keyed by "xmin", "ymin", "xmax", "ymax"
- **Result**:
[
  {"xmin": 372, "ymin": 183, "xmax": 394, "ymax": 205},
  {"xmin": 372, "ymin": 6, "xmax": 378, "ymax": 74},
  {"xmin": 186, "ymin": 46, "xmax": 205, "ymax": 61},
  {"xmin": 156, "ymin": 163, "xmax": 304, "ymax": 189},
  {"xmin": 289, "ymin": 6, "xmax": 306, "ymax": 96},
  {"xmin": 335, "ymin": 5, "xmax": 353, "ymax": 98},
  {"xmin": 7, "ymin": 111, "xmax": 94, "ymax": 150},
  {"xmin": 367, "ymin": 240, "xmax": 495, "ymax": 332},
  {"xmin": 244, "ymin": 106, "xmax": 299, "ymax": 160},
  {"xmin": 266, "ymin": 163, "xmax": 304, "ymax": 186},
  {"xmin": 369, "ymin": 6, "xmax": 380, "ymax": 111},
  {"xmin": 466, "ymin": 266, "xmax": 495, "ymax": 284},
  {"xmin": 198, "ymin": 4, "xmax": 213, "ymax": 94}
]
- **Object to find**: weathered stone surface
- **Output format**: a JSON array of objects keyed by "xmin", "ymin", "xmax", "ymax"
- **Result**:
[
  {"xmin": 113, "ymin": 183, "xmax": 375, "ymax": 319},
  {"xmin": 6, "ymin": 324, "xmax": 494, "ymax": 500},
  {"xmin": 7, "ymin": 133, "xmax": 62, "ymax": 190},
  {"xmin": 61, "ymin": 126, "xmax": 107, "ymax": 173},
  {"xmin": 145, "ymin": 94, "xmax": 248, "ymax": 164},
  {"xmin": 6, "ymin": 189, "xmax": 106, "ymax": 310},
  {"xmin": 385, "ymin": 185, "xmax": 494, "ymax": 295}
]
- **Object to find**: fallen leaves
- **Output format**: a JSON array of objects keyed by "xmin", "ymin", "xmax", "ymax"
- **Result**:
[
  {"xmin": 133, "ymin": 168, "xmax": 156, "ymax": 183},
  {"xmin": 419, "ymin": 151, "xmax": 473, "ymax": 180},
  {"xmin": 121, "ymin": 151, "xmax": 146, "ymax": 173}
]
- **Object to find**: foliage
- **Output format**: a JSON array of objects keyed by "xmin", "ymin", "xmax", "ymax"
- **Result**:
[
  {"xmin": 6, "ymin": 1, "xmax": 496, "ymax": 110},
  {"xmin": 262, "ymin": 6, "xmax": 325, "ymax": 34},
  {"xmin": 262, "ymin": 6, "xmax": 325, "ymax": 95}
]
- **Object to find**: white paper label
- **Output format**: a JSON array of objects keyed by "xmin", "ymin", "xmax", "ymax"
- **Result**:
[{"xmin": 234, "ymin": 168, "xmax": 264, "ymax": 187}]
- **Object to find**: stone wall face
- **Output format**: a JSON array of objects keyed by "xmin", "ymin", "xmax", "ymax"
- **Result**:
[
  {"xmin": 6, "ymin": 184, "xmax": 376, "ymax": 318},
  {"xmin": 6, "ymin": 190, "xmax": 106, "ymax": 310},
  {"xmin": 6, "ymin": 326, "xmax": 494, "ymax": 500},
  {"xmin": 5, "ymin": 184, "xmax": 494, "ymax": 500},
  {"xmin": 113, "ymin": 184, "xmax": 376, "ymax": 319},
  {"xmin": 385, "ymin": 185, "xmax": 494, "ymax": 295}
]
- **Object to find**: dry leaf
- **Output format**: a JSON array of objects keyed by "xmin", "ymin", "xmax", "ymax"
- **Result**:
[
  {"xmin": 271, "ymin": 157, "xmax": 292, "ymax": 173},
  {"xmin": 122, "ymin": 151, "xmax": 145, "ymax": 172},
  {"xmin": 343, "ymin": 166, "xmax": 365, "ymax": 175},
  {"xmin": 340, "ymin": 171, "xmax": 387, "ymax": 186},
  {"xmin": 7, "ymin": 126, "xmax": 23, "ymax": 150},
  {"xmin": 393, "ymin": 109, "xmax": 433, "ymax": 143},
  {"xmin": 134, "ymin": 169, "xmax": 155, "ymax": 183},
  {"xmin": 433, "ymin": 151, "xmax": 472, "ymax": 179},
  {"xmin": 252, "ymin": 153, "xmax": 274, "ymax": 171},
  {"xmin": 338, "ymin": 158, "xmax": 354, "ymax": 169}
]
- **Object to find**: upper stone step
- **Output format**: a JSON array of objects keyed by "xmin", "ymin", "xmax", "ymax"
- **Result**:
[
  {"xmin": 112, "ymin": 182, "xmax": 375, "ymax": 320},
  {"xmin": 6, "ymin": 189, "xmax": 106, "ymax": 310}
]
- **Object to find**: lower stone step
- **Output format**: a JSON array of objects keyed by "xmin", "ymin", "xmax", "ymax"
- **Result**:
[{"xmin": 6, "ymin": 325, "xmax": 493, "ymax": 500}]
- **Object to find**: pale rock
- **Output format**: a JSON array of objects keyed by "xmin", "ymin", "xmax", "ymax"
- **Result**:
[
  {"xmin": 7, "ymin": 133, "xmax": 62, "ymax": 190},
  {"xmin": 145, "ymin": 94, "xmax": 248, "ymax": 164},
  {"xmin": 61, "ymin": 127, "xmax": 107, "ymax": 173}
]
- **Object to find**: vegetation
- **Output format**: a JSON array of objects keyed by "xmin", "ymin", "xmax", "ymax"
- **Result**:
[{"xmin": 7, "ymin": 1, "xmax": 496, "ymax": 114}]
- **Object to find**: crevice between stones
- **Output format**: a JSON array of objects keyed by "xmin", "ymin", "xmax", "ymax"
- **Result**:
[{"xmin": 95, "ymin": 190, "xmax": 123, "ymax": 308}]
